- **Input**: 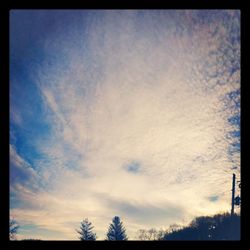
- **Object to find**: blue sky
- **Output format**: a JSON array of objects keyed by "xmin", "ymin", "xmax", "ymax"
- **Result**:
[{"xmin": 10, "ymin": 10, "xmax": 240, "ymax": 240}]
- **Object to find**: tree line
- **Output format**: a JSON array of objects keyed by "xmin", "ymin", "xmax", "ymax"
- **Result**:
[
  {"xmin": 10, "ymin": 212, "xmax": 240, "ymax": 240},
  {"xmin": 77, "ymin": 216, "xmax": 127, "ymax": 240}
]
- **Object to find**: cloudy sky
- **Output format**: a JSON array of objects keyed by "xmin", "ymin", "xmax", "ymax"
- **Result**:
[{"xmin": 10, "ymin": 10, "xmax": 240, "ymax": 240}]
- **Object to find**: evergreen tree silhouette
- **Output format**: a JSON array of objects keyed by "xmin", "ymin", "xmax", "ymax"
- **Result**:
[
  {"xmin": 77, "ymin": 218, "xmax": 96, "ymax": 241},
  {"xmin": 106, "ymin": 216, "xmax": 128, "ymax": 241}
]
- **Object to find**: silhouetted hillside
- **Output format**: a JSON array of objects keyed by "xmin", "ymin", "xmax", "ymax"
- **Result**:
[
  {"xmin": 21, "ymin": 239, "xmax": 42, "ymax": 241},
  {"xmin": 162, "ymin": 213, "xmax": 240, "ymax": 240}
]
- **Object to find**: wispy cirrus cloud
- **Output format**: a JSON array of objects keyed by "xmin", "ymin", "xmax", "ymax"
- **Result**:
[
  {"xmin": 10, "ymin": 10, "xmax": 240, "ymax": 240},
  {"xmin": 10, "ymin": 145, "xmax": 39, "ymax": 188}
]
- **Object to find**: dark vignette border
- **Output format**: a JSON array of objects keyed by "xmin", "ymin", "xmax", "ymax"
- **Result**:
[{"xmin": 0, "ymin": 0, "xmax": 248, "ymax": 249}]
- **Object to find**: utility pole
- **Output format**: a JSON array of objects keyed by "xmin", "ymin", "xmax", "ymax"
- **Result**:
[{"xmin": 231, "ymin": 173, "xmax": 236, "ymax": 216}]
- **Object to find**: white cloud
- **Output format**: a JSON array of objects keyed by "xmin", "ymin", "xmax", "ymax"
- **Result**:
[{"xmin": 10, "ymin": 10, "xmax": 240, "ymax": 240}]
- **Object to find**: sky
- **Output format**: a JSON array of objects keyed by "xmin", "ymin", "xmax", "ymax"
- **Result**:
[{"xmin": 10, "ymin": 10, "xmax": 240, "ymax": 240}]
